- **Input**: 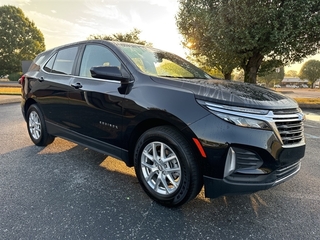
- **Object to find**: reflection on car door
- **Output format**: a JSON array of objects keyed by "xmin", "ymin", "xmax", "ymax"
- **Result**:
[{"xmin": 68, "ymin": 44, "xmax": 125, "ymax": 153}]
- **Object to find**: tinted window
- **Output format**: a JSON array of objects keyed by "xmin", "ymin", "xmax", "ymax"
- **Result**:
[
  {"xmin": 29, "ymin": 52, "xmax": 46, "ymax": 71},
  {"xmin": 117, "ymin": 43, "xmax": 211, "ymax": 79},
  {"xmin": 79, "ymin": 45, "xmax": 121, "ymax": 78},
  {"xmin": 45, "ymin": 47, "xmax": 78, "ymax": 75},
  {"xmin": 43, "ymin": 53, "xmax": 56, "ymax": 73}
]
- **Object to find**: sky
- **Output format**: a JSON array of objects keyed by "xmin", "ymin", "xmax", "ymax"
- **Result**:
[
  {"xmin": 1, "ymin": 0, "xmax": 320, "ymax": 72},
  {"xmin": 1, "ymin": 0, "xmax": 186, "ymax": 56}
]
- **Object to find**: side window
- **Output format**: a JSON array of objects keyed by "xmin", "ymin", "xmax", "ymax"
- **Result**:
[
  {"xmin": 79, "ymin": 45, "xmax": 121, "ymax": 78},
  {"xmin": 29, "ymin": 52, "xmax": 47, "ymax": 71},
  {"xmin": 43, "ymin": 53, "xmax": 56, "ymax": 73},
  {"xmin": 44, "ymin": 47, "xmax": 78, "ymax": 75}
]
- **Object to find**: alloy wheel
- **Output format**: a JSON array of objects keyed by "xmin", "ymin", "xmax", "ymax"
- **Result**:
[
  {"xmin": 140, "ymin": 141, "xmax": 181, "ymax": 195},
  {"xmin": 28, "ymin": 111, "xmax": 41, "ymax": 140}
]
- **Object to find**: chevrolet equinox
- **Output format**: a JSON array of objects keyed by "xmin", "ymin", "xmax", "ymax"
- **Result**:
[{"xmin": 20, "ymin": 40, "xmax": 306, "ymax": 207}]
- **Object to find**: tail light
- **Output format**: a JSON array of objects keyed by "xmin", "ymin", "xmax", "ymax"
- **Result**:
[{"xmin": 18, "ymin": 75, "xmax": 25, "ymax": 85}]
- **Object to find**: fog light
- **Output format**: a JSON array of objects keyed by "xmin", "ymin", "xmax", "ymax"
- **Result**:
[{"xmin": 224, "ymin": 147, "xmax": 236, "ymax": 177}]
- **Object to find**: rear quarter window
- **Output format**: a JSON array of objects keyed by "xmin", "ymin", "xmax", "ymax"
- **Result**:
[
  {"xmin": 44, "ymin": 47, "xmax": 78, "ymax": 75},
  {"xmin": 28, "ymin": 50, "xmax": 53, "ymax": 71}
]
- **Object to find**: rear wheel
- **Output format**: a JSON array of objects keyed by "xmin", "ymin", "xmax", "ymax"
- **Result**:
[
  {"xmin": 27, "ymin": 104, "xmax": 55, "ymax": 146},
  {"xmin": 134, "ymin": 126, "xmax": 203, "ymax": 207}
]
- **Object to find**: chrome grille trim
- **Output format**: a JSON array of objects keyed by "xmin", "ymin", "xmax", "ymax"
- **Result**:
[
  {"xmin": 272, "ymin": 110, "xmax": 304, "ymax": 146},
  {"xmin": 274, "ymin": 161, "xmax": 301, "ymax": 186}
]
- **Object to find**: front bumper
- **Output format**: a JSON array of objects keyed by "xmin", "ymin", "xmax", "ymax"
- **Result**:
[
  {"xmin": 204, "ymin": 160, "xmax": 301, "ymax": 198},
  {"xmin": 188, "ymin": 104, "xmax": 306, "ymax": 198}
]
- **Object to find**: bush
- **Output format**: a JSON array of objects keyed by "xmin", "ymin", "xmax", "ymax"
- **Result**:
[{"xmin": 8, "ymin": 72, "xmax": 23, "ymax": 81}]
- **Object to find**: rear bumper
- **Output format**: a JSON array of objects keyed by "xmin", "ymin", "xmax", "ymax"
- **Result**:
[{"xmin": 204, "ymin": 161, "xmax": 301, "ymax": 198}]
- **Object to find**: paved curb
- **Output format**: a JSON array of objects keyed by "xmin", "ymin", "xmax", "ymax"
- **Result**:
[
  {"xmin": 0, "ymin": 81, "xmax": 20, "ymax": 87},
  {"xmin": 299, "ymin": 104, "xmax": 320, "ymax": 109},
  {"xmin": 0, "ymin": 82, "xmax": 21, "ymax": 105},
  {"xmin": 0, "ymin": 95, "xmax": 21, "ymax": 105}
]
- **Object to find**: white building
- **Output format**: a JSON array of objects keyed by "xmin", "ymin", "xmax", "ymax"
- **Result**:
[{"xmin": 281, "ymin": 77, "xmax": 309, "ymax": 88}]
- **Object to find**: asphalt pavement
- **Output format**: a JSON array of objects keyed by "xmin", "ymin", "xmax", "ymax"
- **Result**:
[
  {"xmin": 1, "ymin": 82, "xmax": 319, "ymax": 239},
  {"xmin": 1, "ymin": 99, "xmax": 320, "ymax": 239}
]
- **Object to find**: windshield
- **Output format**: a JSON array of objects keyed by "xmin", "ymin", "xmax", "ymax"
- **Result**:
[{"xmin": 116, "ymin": 43, "xmax": 212, "ymax": 79}]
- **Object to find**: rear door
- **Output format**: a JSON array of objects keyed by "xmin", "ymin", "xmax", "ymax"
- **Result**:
[
  {"xmin": 67, "ymin": 43, "xmax": 126, "ymax": 153},
  {"xmin": 34, "ymin": 46, "xmax": 79, "ymax": 127}
]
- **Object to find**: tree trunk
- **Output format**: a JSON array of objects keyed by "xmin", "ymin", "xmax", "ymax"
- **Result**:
[
  {"xmin": 243, "ymin": 52, "xmax": 264, "ymax": 83},
  {"xmin": 223, "ymin": 72, "xmax": 232, "ymax": 80}
]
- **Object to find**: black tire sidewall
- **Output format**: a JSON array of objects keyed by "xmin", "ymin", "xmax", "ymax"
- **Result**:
[
  {"xmin": 134, "ymin": 126, "xmax": 194, "ymax": 207},
  {"xmin": 26, "ymin": 104, "xmax": 53, "ymax": 146}
]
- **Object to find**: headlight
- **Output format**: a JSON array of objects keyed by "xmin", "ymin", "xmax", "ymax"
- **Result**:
[
  {"xmin": 213, "ymin": 111, "xmax": 271, "ymax": 130},
  {"xmin": 196, "ymin": 100, "xmax": 272, "ymax": 130}
]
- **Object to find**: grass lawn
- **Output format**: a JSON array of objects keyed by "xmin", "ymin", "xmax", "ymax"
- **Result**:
[
  {"xmin": 294, "ymin": 98, "xmax": 320, "ymax": 105},
  {"xmin": 0, "ymin": 87, "xmax": 21, "ymax": 95}
]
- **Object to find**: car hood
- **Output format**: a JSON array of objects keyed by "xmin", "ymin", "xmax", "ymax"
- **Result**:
[{"xmin": 151, "ymin": 77, "xmax": 298, "ymax": 110}]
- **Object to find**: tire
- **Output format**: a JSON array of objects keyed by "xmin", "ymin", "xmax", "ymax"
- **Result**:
[
  {"xmin": 26, "ymin": 104, "xmax": 55, "ymax": 146},
  {"xmin": 134, "ymin": 126, "xmax": 203, "ymax": 207}
]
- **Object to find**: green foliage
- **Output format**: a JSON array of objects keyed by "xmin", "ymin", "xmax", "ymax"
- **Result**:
[
  {"xmin": 233, "ymin": 69, "xmax": 244, "ymax": 82},
  {"xmin": 8, "ymin": 72, "xmax": 22, "ymax": 81},
  {"xmin": 88, "ymin": 28, "xmax": 152, "ymax": 46},
  {"xmin": 0, "ymin": 5, "xmax": 45, "ymax": 76},
  {"xmin": 258, "ymin": 67, "xmax": 284, "ymax": 87},
  {"xmin": 176, "ymin": 1, "xmax": 239, "ymax": 79},
  {"xmin": 258, "ymin": 60, "xmax": 283, "ymax": 77},
  {"xmin": 285, "ymin": 70, "xmax": 298, "ymax": 77},
  {"xmin": 298, "ymin": 60, "xmax": 320, "ymax": 88},
  {"xmin": 177, "ymin": 0, "xmax": 320, "ymax": 83},
  {"xmin": 185, "ymin": 54, "xmax": 225, "ymax": 78},
  {"xmin": 200, "ymin": 66, "xmax": 224, "ymax": 79}
]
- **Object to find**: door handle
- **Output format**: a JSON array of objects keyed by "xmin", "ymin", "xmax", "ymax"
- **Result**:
[
  {"xmin": 38, "ymin": 76, "xmax": 44, "ymax": 82},
  {"xmin": 71, "ymin": 82, "xmax": 83, "ymax": 89}
]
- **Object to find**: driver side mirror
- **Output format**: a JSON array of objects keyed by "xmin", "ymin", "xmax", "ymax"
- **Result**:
[{"xmin": 90, "ymin": 66, "xmax": 131, "ymax": 82}]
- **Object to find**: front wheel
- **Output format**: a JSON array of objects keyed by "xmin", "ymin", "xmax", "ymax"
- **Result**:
[
  {"xmin": 134, "ymin": 126, "xmax": 203, "ymax": 207},
  {"xmin": 26, "ymin": 104, "xmax": 55, "ymax": 146}
]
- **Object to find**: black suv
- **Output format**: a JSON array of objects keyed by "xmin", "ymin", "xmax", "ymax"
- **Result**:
[{"xmin": 20, "ymin": 40, "xmax": 305, "ymax": 207}]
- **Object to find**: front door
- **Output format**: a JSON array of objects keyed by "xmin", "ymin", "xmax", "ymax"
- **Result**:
[{"xmin": 67, "ymin": 44, "xmax": 126, "ymax": 155}]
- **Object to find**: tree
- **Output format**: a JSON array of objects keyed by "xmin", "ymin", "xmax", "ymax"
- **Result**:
[
  {"xmin": 233, "ymin": 69, "xmax": 244, "ymax": 82},
  {"xmin": 0, "ymin": 5, "xmax": 45, "ymax": 76},
  {"xmin": 285, "ymin": 70, "xmax": 298, "ymax": 77},
  {"xmin": 177, "ymin": 0, "xmax": 320, "ymax": 83},
  {"xmin": 88, "ymin": 28, "xmax": 152, "ymax": 46},
  {"xmin": 298, "ymin": 60, "xmax": 320, "ymax": 88},
  {"xmin": 258, "ymin": 67, "xmax": 284, "ymax": 87},
  {"xmin": 176, "ymin": 1, "xmax": 239, "ymax": 80},
  {"xmin": 185, "ymin": 54, "xmax": 225, "ymax": 79}
]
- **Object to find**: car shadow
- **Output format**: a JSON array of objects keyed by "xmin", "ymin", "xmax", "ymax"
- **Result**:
[
  {"xmin": 0, "ymin": 137, "xmax": 296, "ymax": 239},
  {"xmin": 1, "ymin": 136, "xmax": 281, "ymax": 211}
]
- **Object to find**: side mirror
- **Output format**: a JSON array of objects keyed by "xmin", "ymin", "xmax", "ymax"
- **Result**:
[{"xmin": 90, "ymin": 66, "xmax": 131, "ymax": 82}]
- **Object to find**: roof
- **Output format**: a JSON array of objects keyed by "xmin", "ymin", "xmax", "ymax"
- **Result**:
[{"xmin": 282, "ymin": 77, "xmax": 308, "ymax": 83}]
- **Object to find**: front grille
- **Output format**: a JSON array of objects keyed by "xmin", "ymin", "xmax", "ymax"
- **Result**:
[{"xmin": 272, "ymin": 109, "xmax": 304, "ymax": 145}]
